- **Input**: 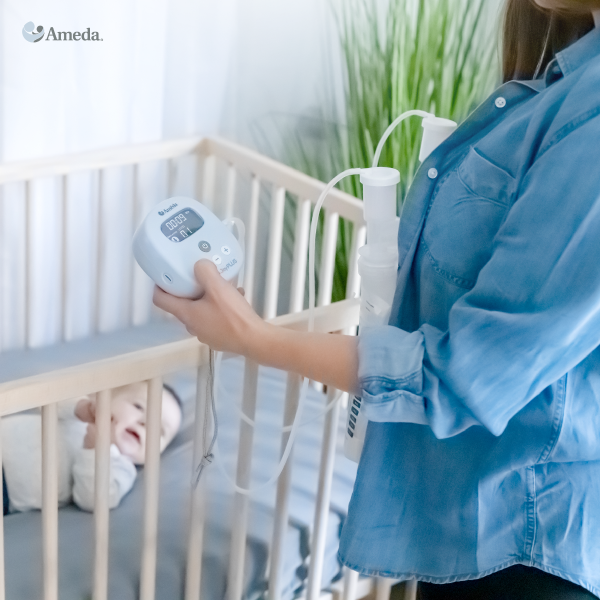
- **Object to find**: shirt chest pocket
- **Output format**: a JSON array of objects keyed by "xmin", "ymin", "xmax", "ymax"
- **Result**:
[{"xmin": 421, "ymin": 146, "xmax": 516, "ymax": 289}]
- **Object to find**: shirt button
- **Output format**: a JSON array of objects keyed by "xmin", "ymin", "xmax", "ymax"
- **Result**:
[
  {"xmin": 495, "ymin": 97, "xmax": 507, "ymax": 108},
  {"xmin": 428, "ymin": 168, "xmax": 438, "ymax": 179}
]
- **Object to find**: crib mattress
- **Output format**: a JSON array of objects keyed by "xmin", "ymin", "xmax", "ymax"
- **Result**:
[{"xmin": 0, "ymin": 322, "xmax": 358, "ymax": 599}]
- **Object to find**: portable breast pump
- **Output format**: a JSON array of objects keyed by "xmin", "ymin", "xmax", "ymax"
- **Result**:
[
  {"xmin": 133, "ymin": 197, "xmax": 244, "ymax": 298},
  {"xmin": 132, "ymin": 110, "xmax": 457, "ymax": 492}
]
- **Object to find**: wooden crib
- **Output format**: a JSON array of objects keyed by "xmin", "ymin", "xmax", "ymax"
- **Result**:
[{"xmin": 0, "ymin": 137, "xmax": 412, "ymax": 600}]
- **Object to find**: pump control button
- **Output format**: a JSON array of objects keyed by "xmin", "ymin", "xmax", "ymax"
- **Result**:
[
  {"xmin": 495, "ymin": 97, "xmax": 506, "ymax": 108},
  {"xmin": 198, "ymin": 241, "xmax": 211, "ymax": 252},
  {"xmin": 212, "ymin": 255, "xmax": 222, "ymax": 265},
  {"xmin": 162, "ymin": 273, "xmax": 173, "ymax": 284},
  {"xmin": 221, "ymin": 245, "xmax": 231, "ymax": 255},
  {"xmin": 428, "ymin": 168, "xmax": 438, "ymax": 179}
]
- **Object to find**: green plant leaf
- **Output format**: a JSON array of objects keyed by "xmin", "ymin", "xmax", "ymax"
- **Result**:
[{"xmin": 271, "ymin": 0, "xmax": 500, "ymax": 304}]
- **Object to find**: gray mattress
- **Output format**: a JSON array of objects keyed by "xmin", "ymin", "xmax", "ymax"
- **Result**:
[{"xmin": 0, "ymin": 322, "xmax": 358, "ymax": 599}]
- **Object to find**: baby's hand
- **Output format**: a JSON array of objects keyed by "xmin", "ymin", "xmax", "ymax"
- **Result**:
[
  {"xmin": 75, "ymin": 397, "xmax": 96, "ymax": 424},
  {"xmin": 83, "ymin": 423, "xmax": 97, "ymax": 449},
  {"xmin": 83, "ymin": 421, "xmax": 117, "ymax": 449}
]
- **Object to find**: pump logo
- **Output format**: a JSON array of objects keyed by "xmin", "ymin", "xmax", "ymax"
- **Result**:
[
  {"xmin": 158, "ymin": 204, "xmax": 178, "ymax": 216},
  {"xmin": 22, "ymin": 21, "xmax": 103, "ymax": 42},
  {"xmin": 22, "ymin": 22, "xmax": 45, "ymax": 43},
  {"xmin": 218, "ymin": 258, "xmax": 237, "ymax": 274}
]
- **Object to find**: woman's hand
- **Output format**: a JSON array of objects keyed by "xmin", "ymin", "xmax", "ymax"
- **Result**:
[{"xmin": 153, "ymin": 260, "xmax": 266, "ymax": 356}]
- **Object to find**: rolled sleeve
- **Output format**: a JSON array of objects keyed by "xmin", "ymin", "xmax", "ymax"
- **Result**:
[{"xmin": 358, "ymin": 326, "xmax": 429, "ymax": 425}]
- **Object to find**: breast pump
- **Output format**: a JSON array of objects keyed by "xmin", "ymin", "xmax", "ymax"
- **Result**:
[
  {"xmin": 341, "ymin": 112, "xmax": 457, "ymax": 461},
  {"xmin": 132, "ymin": 110, "xmax": 456, "ymax": 492}
]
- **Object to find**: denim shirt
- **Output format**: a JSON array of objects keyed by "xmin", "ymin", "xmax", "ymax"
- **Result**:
[{"xmin": 339, "ymin": 27, "xmax": 600, "ymax": 595}]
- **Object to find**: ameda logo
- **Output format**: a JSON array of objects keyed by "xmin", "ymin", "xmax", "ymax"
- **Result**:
[
  {"xmin": 158, "ymin": 204, "xmax": 178, "ymax": 216},
  {"xmin": 22, "ymin": 22, "xmax": 44, "ymax": 43},
  {"xmin": 22, "ymin": 21, "xmax": 103, "ymax": 43}
]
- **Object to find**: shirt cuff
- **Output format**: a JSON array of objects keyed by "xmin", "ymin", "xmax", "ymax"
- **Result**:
[{"xmin": 358, "ymin": 326, "xmax": 428, "ymax": 425}]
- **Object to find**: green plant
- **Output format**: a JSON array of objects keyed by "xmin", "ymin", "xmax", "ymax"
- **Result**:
[{"xmin": 283, "ymin": 0, "xmax": 501, "ymax": 303}]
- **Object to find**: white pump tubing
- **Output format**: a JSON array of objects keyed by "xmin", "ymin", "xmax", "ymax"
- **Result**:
[
  {"xmin": 308, "ymin": 169, "xmax": 363, "ymax": 333},
  {"xmin": 372, "ymin": 110, "xmax": 433, "ymax": 168},
  {"xmin": 212, "ymin": 168, "xmax": 361, "ymax": 496}
]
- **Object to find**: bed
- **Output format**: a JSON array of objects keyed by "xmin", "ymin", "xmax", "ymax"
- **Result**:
[{"xmin": 0, "ymin": 136, "xmax": 404, "ymax": 600}]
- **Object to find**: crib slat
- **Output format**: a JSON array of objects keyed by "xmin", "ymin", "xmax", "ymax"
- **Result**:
[
  {"xmin": 24, "ymin": 181, "xmax": 31, "ymax": 348},
  {"xmin": 243, "ymin": 175, "xmax": 260, "ymax": 308},
  {"xmin": 263, "ymin": 185, "xmax": 286, "ymax": 319},
  {"xmin": 167, "ymin": 158, "xmax": 175, "ymax": 199},
  {"xmin": 374, "ymin": 578, "xmax": 393, "ymax": 600},
  {"xmin": 94, "ymin": 171, "xmax": 104, "ymax": 334},
  {"xmin": 42, "ymin": 403, "xmax": 59, "ymax": 600},
  {"xmin": 0, "ymin": 420, "xmax": 6, "ymax": 600},
  {"xmin": 268, "ymin": 373, "xmax": 302, "ymax": 600},
  {"xmin": 341, "ymin": 568, "xmax": 360, "ymax": 600},
  {"xmin": 129, "ymin": 164, "xmax": 140, "ymax": 327},
  {"xmin": 201, "ymin": 155, "xmax": 217, "ymax": 213},
  {"xmin": 185, "ymin": 365, "xmax": 211, "ymax": 600},
  {"xmin": 346, "ymin": 225, "xmax": 366, "ymax": 300},
  {"xmin": 93, "ymin": 389, "xmax": 112, "ymax": 600},
  {"xmin": 403, "ymin": 580, "xmax": 418, "ymax": 600},
  {"xmin": 61, "ymin": 175, "xmax": 68, "ymax": 341},
  {"xmin": 224, "ymin": 164, "xmax": 237, "ymax": 219},
  {"xmin": 140, "ymin": 377, "xmax": 163, "ymax": 600},
  {"xmin": 317, "ymin": 211, "xmax": 339, "ymax": 308},
  {"xmin": 306, "ymin": 387, "xmax": 342, "ymax": 600},
  {"xmin": 289, "ymin": 198, "xmax": 311, "ymax": 314},
  {"xmin": 227, "ymin": 360, "xmax": 259, "ymax": 600}
]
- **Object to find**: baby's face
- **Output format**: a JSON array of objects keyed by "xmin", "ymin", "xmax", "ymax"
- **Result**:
[{"xmin": 110, "ymin": 384, "xmax": 182, "ymax": 465}]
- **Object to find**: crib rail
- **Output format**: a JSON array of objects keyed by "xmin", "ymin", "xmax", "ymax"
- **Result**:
[
  {"xmin": 0, "ymin": 301, "xmax": 357, "ymax": 415},
  {"xmin": 0, "ymin": 136, "xmax": 405, "ymax": 600}
]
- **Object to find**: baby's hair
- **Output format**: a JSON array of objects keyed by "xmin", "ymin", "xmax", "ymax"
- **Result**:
[{"xmin": 162, "ymin": 383, "xmax": 183, "ymax": 412}]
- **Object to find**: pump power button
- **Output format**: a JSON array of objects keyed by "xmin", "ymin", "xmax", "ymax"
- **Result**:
[{"xmin": 198, "ymin": 241, "xmax": 211, "ymax": 252}]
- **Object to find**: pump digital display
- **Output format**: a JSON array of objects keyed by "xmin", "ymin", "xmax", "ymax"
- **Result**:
[{"xmin": 160, "ymin": 209, "xmax": 204, "ymax": 243}]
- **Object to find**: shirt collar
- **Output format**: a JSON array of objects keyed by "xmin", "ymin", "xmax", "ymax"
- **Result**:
[
  {"xmin": 556, "ymin": 24, "xmax": 600, "ymax": 77},
  {"xmin": 514, "ymin": 25, "xmax": 600, "ymax": 93}
]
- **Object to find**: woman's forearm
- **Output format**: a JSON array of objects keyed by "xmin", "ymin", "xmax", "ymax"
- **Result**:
[
  {"xmin": 246, "ymin": 323, "xmax": 360, "ymax": 395},
  {"xmin": 153, "ymin": 261, "xmax": 360, "ymax": 394}
]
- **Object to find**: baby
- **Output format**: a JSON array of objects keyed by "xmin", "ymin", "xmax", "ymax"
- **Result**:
[{"xmin": 1, "ymin": 382, "xmax": 182, "ymax": 514}]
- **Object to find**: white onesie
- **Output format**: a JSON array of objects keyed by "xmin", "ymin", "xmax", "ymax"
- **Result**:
[{"xmin": 1, "ymin": 399, "xmax": 137, "ymax": 513}]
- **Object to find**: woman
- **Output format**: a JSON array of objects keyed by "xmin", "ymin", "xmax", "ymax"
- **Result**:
[{"xmin": 155, "ymin": 1, "xmax": 600, "ymax": 598}]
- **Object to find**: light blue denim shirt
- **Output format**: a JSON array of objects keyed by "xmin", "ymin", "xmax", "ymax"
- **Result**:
[{"xmin": 339, "ymin": 27, "xmax": 600, "ymax": 596}]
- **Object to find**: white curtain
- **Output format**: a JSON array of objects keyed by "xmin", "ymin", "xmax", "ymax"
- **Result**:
[
  {"xmin": 0, "ymin": 0, "xmax": 236, "ymax": 350},
  {"xmin": 1, "ymin": 0, "xmax": 236, "ymax": 160}
]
